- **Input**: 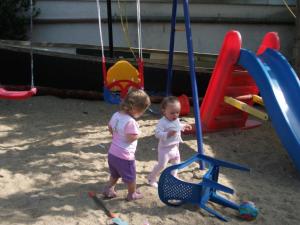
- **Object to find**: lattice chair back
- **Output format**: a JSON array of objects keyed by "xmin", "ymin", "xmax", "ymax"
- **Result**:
[
  {"xmin": 158, "ymin": 158, "xmax": 204, "ymax": 206},
  {"xmin": 158, "ymin": 153, "xmax": 250, "ymax": 221}
]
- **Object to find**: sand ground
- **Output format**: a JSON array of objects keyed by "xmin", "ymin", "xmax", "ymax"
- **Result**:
[{"xmin": 0, "ymin": 96, "xmax": 299, "ymax": 225}]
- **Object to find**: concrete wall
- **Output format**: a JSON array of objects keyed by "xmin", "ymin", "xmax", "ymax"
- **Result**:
[{"xmin": 34, "ymin": 1, "xmax": 296, "ymax": 59}]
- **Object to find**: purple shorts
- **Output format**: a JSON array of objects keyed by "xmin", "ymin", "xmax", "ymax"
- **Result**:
[{"xmin": 108, "ymin": 154, "xmax": 136, "ymax": 183}]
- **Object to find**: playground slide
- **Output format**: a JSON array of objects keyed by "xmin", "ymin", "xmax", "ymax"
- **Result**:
[
  {"xmin": 200, "ymin": 31, "xmax": 279, "ymax": 132},
  {"xmin": 238, "ymin": 48, "xmax": 300, "ymax": 173},
  {"xmin": 200, "ymin": 31, "xmax": 243, "ymax": 132}
]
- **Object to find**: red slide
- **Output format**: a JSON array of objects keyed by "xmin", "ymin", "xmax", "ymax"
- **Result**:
[{"xmin": 200, "ymin": 30, "xmax": 279, "ymax": 132}]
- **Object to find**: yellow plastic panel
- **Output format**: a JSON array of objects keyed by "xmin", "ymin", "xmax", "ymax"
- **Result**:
[
  {"xmin": 252, "ymin": 95, "xmax": 264, "ymax": 106},
  {"xmin": 106, "ymin": 60, "xmax": 140, "ymax": 91},
  {"xmin": 224, "ymin": 96, "xmax": 268, "ymax": 121}
]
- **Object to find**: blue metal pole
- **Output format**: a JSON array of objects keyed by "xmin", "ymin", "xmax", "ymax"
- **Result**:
[
  {"xmin": 182, "ymin": 0, "xmax": 204, "ymax": 167},
  {"xmin": 166, "ymin": 0, "xmax": 178, "ymax": 96}
]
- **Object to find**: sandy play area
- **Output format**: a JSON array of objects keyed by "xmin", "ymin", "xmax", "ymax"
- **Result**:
[{"xmin": 0, "ymin": 96, "xmax": 300, "ymax": 225}]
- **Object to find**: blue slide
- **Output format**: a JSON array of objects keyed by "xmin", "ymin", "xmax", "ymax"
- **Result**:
[{"xmin": 237, "ymin": 48, "xmax": 300, "ymax": 173}]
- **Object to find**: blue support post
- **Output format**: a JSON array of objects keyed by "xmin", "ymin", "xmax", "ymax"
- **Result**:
[
  {"xmin": 166, "ymin": 0, "xmax": 178, "ymax": 96},
  {"xmin": 166, "ymin": 0, "xmax": 204, "ymax": 167},
  {"xmin": 182, "ymin": 0, "xmax": 204, "ymax": 166}
]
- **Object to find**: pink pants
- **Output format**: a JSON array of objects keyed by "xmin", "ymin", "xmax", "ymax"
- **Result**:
[{"xmin": 148, "ymin": 145, "xmax": 180, "ymax": 182}]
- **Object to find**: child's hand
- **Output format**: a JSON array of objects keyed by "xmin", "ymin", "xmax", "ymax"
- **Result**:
[
  {"xmin": 167, "ymin": 130, "xmax": 177, "ymax": 138},
  {"xmin": 183, "ymin": 124, "xmax": 192, "ymax": 131}
]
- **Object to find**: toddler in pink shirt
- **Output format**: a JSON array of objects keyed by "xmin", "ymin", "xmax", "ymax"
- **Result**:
[{"xmin": 103, "ymin": 89, "xmax": 150, "ymax": 200}]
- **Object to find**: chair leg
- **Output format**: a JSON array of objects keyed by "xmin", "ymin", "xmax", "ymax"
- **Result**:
[
  {"xmin": 200, "ymin": 204, "xmax": 228, "ymax": 222},
  {"xmin": 210, "ymin": 193, "xmax": 240, "ymax": 210}
]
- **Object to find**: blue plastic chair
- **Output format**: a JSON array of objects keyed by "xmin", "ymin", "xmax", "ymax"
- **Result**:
[{"xmin": 158, "ymin": 153, "xmax": 250, "ymax": 221}]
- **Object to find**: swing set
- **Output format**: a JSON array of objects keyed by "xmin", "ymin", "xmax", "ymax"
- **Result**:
[
  {"xmin": 158, "ymin": 0, "xmax": 251, "ymax": 221},
  {"xmin": 95, "ymin": 0, "xmax": 144, "ymax": 104},
  {"xmin": 0, "ymin": 0, "xmax": 37, "ymax": 100}
]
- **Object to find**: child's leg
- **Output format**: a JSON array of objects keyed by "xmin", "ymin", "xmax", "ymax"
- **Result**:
[
  {"xmin": 103, "ymin": 154, "xmax": 120, "ymax": 198},
  {"xmin": 127, "ymin": 181, "xmax": 136, "ymax": 193},
  {"xmin": 148, "ymin": 150, "xmax": 170, "ymax": 185},
  {"xmin": 103, "ymin": 176, "xmax": 118, "ymax": 198},
  {"xmin": 170, "ymin": 150, "xmax": 181, "ymax": 177},
  {"xmin": 126, "ymin": 181, "xmax": 143, "ymax": 201},
  {"xmin": 111, "ymin": 157, "xmax": 141, "ymax": 201},
  {"xmin": 108, "ymin": 176, "xmax": 119, "ymax": 188}
]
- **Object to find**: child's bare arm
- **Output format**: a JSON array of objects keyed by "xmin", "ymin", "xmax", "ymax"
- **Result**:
[
  {"xmin": 126, "ymin": 133, "xmax": 139, "ymax": 142},
  {"xmin": 108, "ymin": 125, "xmax": 113, "ymax": 135}
]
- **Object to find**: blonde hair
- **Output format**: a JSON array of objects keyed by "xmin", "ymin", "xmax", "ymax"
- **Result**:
[
  {"xmin": 161, "ymin": 96, "xmax": 180, "ymax": 112},
  {"xmin": 120, "ymin": 89, "xmax": 151, "ymax": 114}
]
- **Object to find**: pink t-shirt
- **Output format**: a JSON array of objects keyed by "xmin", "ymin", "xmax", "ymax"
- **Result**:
[{"xmin": 108, "ymin": 112, "xmax": 140, "ymax": 160}]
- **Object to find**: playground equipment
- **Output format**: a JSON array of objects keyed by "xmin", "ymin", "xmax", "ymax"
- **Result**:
[
  {"xmin": 224, "ymin": 96, "xmax": 268, "ymax": 121},
  {"xmin": 200, "ymin": 30, "xmax": 300, "ymax": 173},
  {"xmin": 182, "ymin": 32, "xmax": 280, "ymax": 134},
  {"xmin": 95, "ymin": 0, "xmax": 144, "ymax": 104},
  {"xmin": 158, "ymin": 0, "xmax": 253, "ymax": 222},
  {"xmin": 104, "ymin": 59, "xmax": 143, "ymax": 103},
  {"xmin": 158, "ymin": 154, "xmax": 250, "ymax": 222},
  {"xmin": 177, "ymin": 94, "xmax": 190, "ymax": 116},
  {"xmin": 0, "ymin": 88, "xmax": 37, "ymax": 100},
  {"xmin": 0, "ymin": 0, "xmax": 37, "ymax": 100},
  {"xmin": 177, "ymin": 30, "xmax": 300, "ymax": 173},
  {"xmin": 166, "ymin": 0, "xmax": 204, "ymax": 158},
  {"xmin": 200, "ymin": 31, "xmax": 280, "ymax": 132}
]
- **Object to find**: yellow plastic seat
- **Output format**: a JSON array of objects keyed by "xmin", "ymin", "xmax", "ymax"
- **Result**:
[{"xmin": 106, "ymin": 60, "xmax": 141, "ymax": 91}]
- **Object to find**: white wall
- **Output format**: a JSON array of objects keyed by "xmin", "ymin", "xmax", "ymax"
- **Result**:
[{"xmin": 34, "ymin": 1, "xmax": 296, "ymax": 59}]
